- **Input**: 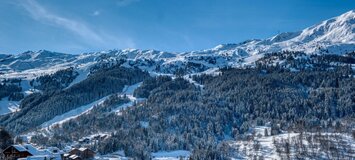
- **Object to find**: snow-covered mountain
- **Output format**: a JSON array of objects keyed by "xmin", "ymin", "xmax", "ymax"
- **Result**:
[
  {"xmin": 0, "ymin": 10, "xmax": 354, "ymax": 115},
  {"xmin": 237, "ymin": 9, "xmax": 355, "ymax": 55},
  {"xmin": 0, "ymin": 11, "xmax": 354, "ymax": 160},
  {"xmin": 1, "ymin": 10, "xmax": 354, "ymax": 78}
]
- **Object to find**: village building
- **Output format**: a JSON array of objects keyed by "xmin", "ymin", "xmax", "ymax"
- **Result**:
[
  {"xmin": 1, "ymin": 144, "xmax": 93, "ymax": 160},
  {"xmin": 2, "ymin": 144, "xmax": 63, "ymax": 160},
  {"xmin": 69, "ymin": 154, "xmax": 82, "ymax": 160},
  {"xmin": 2, "ymin": 145, "xmax": 33, "ymax": 160},
  {"xmin": 78, "ymin": 148, "xmax": 95, "ymax": 159},
  {"xmin": 18, "ymin": 155, "xmax": 52, "ymax": 160},
  {"xmin": 68, "ymin": 148, "xmax": 81, "ymax": 157},
  {"xmin": 64, "ymin": 148, "xmax": 95, "ymax": 160}
]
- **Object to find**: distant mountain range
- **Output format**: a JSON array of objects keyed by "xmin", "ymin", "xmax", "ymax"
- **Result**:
[
  {"xmin": 0, "ymin": 10, "xmax": 354, "ymax": 78},
  {"xmin": 0, "ymin": 10, "xmax": 354, "ymax": 160},
  {"xmin": 0, "ymin": 10, "xmax": 354, "ymax": 116},
  {"xmin": 0, "ymin": 9, "xmax": 353, "ymax": 117}
]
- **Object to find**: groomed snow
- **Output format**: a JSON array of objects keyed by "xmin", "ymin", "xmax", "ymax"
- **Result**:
[
  {"xmin": 0, "ymin": 97, "xmax": 20, "ymax": 115},
  {"xmin": 40, "ymin": 96, "xmax": 109, "ymax": 128},
  {"xmin": 151, "ymin": 150, "xmax": 191, "ymax": 160},
  {"xmin": 122, "ymin": 82, "xmax": 142, "ymax": 95},
  {"xmin": 113, "ymin": 102, "xmax": 134, "ymax": 114},
  {"xmin": 114, "ymin": 82, "xmax": 146, "ymax": 114}
]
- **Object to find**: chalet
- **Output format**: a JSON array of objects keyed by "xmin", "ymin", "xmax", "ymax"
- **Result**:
[
  {"xmin": 18, "ymin": 155, "xmax": 51, "ymax": 160},
  {"xmin": 69, "ymin": 154, "xmax": 82, "ymax": 160},
  {"xmin": 2, "ymin": 144, "xmax": 63, "ymax": 160},
  {"xmin": 64, "ymin": 153, "xmax": 82, "ymax": 160},
  {"xmin": 79, "ymin": 148, "xmax": 95, "ymax": 159},
  {"xmin": 65, "ymin": 148, "xmax": 95, "ymax": 160},
  {"xmin": 68, "ymin": 148, "xmax": 81, "ymax": 157},
  {"xmin": 64, "ymin": 154, "xmax": 82, "ymax": 160},
  {"xmin": 2, "ymin": 145, "xmax": 33, "ymax": 160}
]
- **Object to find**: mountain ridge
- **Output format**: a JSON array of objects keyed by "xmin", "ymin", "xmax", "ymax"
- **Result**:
[
  {"xmin": 0, "ymin": 10, "xmax": 354, "ymax": 160},
  {"xmin": 3, "ymin": 10, "xmax": 355, "ymax": 57},
  {"xmin": 0, "ymin": 11, "xmax": 352, "ymax": 95},
  {"xmin": 0, "ymin": 10, "xmax": 354, "ymax": 111}
]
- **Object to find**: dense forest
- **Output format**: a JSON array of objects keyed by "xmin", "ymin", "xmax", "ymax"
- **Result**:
[
  {"xmin": 29, "ymin": 53, "xmax": 354, "ymax": 159},
  {"xmin": 0, "ymin": 66, "xmax": 150, "ymax": 133},
  {"xmin": 30, "ymin": 67, "xmax": 79, "ymax": 92},
  {"xmin": 0, "ymin": 78, "xmax": 23, "ymax": 101},
  {"xmin": 0, "ymin": 52, "xmax": 354, "ymax": 159}
]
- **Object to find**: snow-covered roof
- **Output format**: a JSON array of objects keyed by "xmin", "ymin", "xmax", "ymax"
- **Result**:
[
  {"xmin": 24, "ymin": 155, "xmax": 50, "ymax": 160},
  {"xmin": 47, "ymin": 147, "xmax": 59, "ymax": 151},
  {"xmin": 12, "ymin": 145, "xmax": 28, "ymax": 152},
  {"xmin": 23, "ymin": 144, "xmax": 41, "ymax": 155},
  {"xmin": 69, "ymin": 155, "xmax": 80, "ymax": 159}
]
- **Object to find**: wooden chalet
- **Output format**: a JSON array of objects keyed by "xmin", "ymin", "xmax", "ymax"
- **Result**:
[
  {"xmin": 2, "ymin": 145, "xmax": 33, "ymax": 160},
  {"xmin": 78, "ymin": 148, "xmax": 95, "ymax": 159},
  {"xmin": 65, "ymin": 148, "xmax": 95, "ymax": 160},
  {"xmin": 69, "ymin": 154, "xmax": 82, "ymax": 160},
  {"xmin": 68, "ymin": 148, "xmax": 81, "ymax": 157}
]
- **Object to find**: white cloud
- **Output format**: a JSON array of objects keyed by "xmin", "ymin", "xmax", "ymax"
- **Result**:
[{"xmin": 19, "ymin": 0, "xmax": 135, "ymax": 50}]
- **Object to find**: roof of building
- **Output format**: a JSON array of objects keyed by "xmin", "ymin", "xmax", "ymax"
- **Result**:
[
  {"xmin": 24, "ymin": 155, "xmax": 51, "ymax": 160},
  {"xmin": 46, "ymin": 147, "xmax": 59, "ymax": 151},
  {"xmin": 23, "ymin": 144, "xmax": 42, "ymax": 155},
  {"xmin": 5, "ymin": 144, "xmax": 64, "ymax": 159},
  {"xmin": 12, "ymin": 145, "xmax": 28, "ymax": 152},
  {"xmin": 69, "ymin": 154, "xmax": 80, "ymax": 159},
  {"xmin": 70, "ymin": 148, "xmax": 80, "ymax": 151}
]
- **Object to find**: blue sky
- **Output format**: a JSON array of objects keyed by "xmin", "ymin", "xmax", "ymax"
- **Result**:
[{"xmin": 0, "ymin": 0, "xmax": 354, "ymax": 54}]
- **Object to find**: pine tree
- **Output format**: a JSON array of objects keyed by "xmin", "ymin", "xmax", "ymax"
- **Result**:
[{"xmin": 0, "ymin": 128, "xmax": 13, "ymax": 150}]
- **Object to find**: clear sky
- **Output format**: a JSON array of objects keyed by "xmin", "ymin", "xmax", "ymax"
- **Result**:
[{"xmin": 0, "ymin": 0, "xmax": 354, "ymax": 54}]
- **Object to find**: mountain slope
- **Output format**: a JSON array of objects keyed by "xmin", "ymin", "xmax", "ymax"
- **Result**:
[
  {"xmin": 0, "ymin": 10, "xmax": 354, "ymax": 121},
  {"xmin": 0, "ymin": 10, "xmax": 354, "ymax": 116},
  {"xmin": 216, "ymin": 10, "xmax": 355, "ymax": 55},
  {"xmin": 0, "ymin": 10, "xmax": 354, "ymax": 160},
  {"xmin": 0, "ymin": 10, "xmax": 354, "ymax": 78}
]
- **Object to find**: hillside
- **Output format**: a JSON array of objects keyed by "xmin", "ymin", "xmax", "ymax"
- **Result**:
[{"xmin": 0, "ymin": 10, "xmax": 354, "ymax": 159}]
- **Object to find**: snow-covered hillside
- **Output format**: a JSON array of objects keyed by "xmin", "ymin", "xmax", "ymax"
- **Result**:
[
  {"xmin": 0, "ymin": 10, "xmax": 353, "ymax": 160},
  {"xmin": 239, "ymin": 9, "xmax": 355, "ymax": 55},
  {"xmin": 0, "ymin": 10, "xmax": 354, "ymax": 114},
  {"xmin": 1, "ymin": 10, "xmax": 354, "ymax": 75},
  {"xmin": 226, "ymin": 126, "xmax": 355, "ymax": 160}
]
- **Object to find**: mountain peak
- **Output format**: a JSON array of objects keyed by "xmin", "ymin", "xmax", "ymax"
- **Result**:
[
  {"xmin": 0, "ymin": 10, "xmax": 353, "ymax": 75},
  {"xmin": 339, "ymin": 10, "xmax": 355, "ymax": 19},
  {"xmin": 332, "ymin": 10, "xmax": 353, "ymax": 24},
  {"xmin": 209, "ymin": 10, "xmax": 355, "ymax": 56},
  {"xmin": 298, "ymin": 10, "xmax": 353, "ymax": 41}
]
